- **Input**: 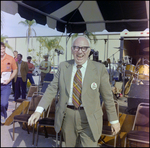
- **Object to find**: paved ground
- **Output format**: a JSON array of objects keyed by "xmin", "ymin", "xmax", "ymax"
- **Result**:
[{"xmin": 1, "ymin": 94, "xmax": 65, "ymax": 147}]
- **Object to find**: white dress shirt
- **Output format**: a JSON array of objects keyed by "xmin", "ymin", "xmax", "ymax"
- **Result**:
[{"xmin": 67, "ymin": 61, "xmax": 87, "ymax": 106}]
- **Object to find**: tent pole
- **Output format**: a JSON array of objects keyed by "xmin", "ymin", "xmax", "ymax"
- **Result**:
[
  {"xmin": 65, "ymin": 25, "xmax": 67, "ymax": 61},
  {"xmin": 104, "ymin": 39, "xmax": 107, "ymax": 61},
  {"xmin": 120, "ymin": 37, "xmax": 125, "ymax": 96},
  {"xmin": 119, "ymin": 37, "xmax": 124, "ymax": 63},
  {"xmin": 107, "ymin": 35, "xmax": 109, "ymax": 60}
]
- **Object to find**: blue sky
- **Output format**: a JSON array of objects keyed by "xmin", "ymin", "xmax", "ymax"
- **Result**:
[{"xmin": 1, "ymin": 11, "xmax": 64, "ymax": 37}]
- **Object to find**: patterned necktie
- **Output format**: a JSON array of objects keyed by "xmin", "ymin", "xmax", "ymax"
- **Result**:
[{"xmin": 72, "ymin": 65, "xmax": 82, "ymax": 108}]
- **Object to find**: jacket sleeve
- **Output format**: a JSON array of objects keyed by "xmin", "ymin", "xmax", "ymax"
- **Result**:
[
  {"xmin": 26, "ymin": 62, "xmax": 29, "ymax": 74},
  {"xmin": 99, "ymin": 64, "xmax": 118, "ymax": 122}
]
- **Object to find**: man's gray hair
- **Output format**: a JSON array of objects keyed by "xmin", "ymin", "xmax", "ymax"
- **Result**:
[{"xmin": 71, "ymin": 36, "xmax": 91, "ymax": 47}]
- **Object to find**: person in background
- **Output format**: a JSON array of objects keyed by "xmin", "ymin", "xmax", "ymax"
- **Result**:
[
  {"xmin": 26, "ymin": 56, "xmax": 35, "ymax": 85},
  {"xmin": 12, "ymin": 50, "xmax": 18, "ymax": 96},
  {"xmin": 28, "ymin": 36, "xmax": 120, "ymax": 147},
  {"xmin": 13, "ymin": 50, "xmax": 18, "ymax": 62},
  {"xmin": 39, "ymin": 54, "xmax": 51, "ymax": 85},
  {"xmin": 14, "ymin": 54, "xmax": 28, "ymax": 101},
  {"xmin": 1, "ymin": 42, "xmax": 17, "ymax": 124}
]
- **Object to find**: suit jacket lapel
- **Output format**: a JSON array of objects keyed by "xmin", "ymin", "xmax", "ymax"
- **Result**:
[
  {"xmin": 82, "ymin": 60, "xmax": 97, "ymax": 96},
  {"xmin": 64, "ymin": 60, "xmax": 74, "ymax": 95},
  {"xmin": 64, "ymin": 60, "xmax": 97, "ymax": 97}
]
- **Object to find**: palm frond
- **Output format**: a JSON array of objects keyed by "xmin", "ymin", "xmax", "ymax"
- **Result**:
[
  {"xmin": 1, "ymin": 34, "xmax": 7, "ymax": 42},
  {"xmin": 36, "ymin": 36, "xmax": 64, "ymax": 61},
  {"xmin": 71, "ymin": 31, "xmax": 97, "ymax": 44},
  {"xmin": 19, "ymin": 19, "xmax": 37, "ymax": 55},
  {"xmin": 5, "ymin": 43, "xmax": 13, "ymax": 50},
  {"xmin": 72, "ymin": 33, "xmax": 78, "ymax": 39},
  {"xmin": 18, "ymin": 21, "xmax": 28, "ymax": 26},
  {"xmin": 1, "ymin": 34, "xmax": 13, "ymax": 50}
]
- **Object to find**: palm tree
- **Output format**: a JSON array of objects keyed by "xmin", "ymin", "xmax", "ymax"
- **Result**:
[
  {"xmin": 36, "ymin": 36, "xmax": 64, "ymax": 66},
  {"xmin": 37, "ymin": 36, "xmax": 64, "ymax": 59},
  {"xmin": 18, "ymin": 19, "xmax": 36, "ymax": 55},
  {"xmin": 1, "ymin": 34, "xmax": 13, "ymax": 50}
]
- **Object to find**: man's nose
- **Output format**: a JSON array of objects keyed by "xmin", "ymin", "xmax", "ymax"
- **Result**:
[{"xmin": 78, "ymin": 48, "xmax": 83, "ymax": 53}]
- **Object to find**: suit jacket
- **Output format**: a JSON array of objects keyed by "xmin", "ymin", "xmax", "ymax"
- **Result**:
[
  {"xmin": 14, "ymin": 61, "xmax": 29, "ymax": 82},
  {"xmin": 38, "ymin": 59, "xmax": 118, "ymax": 141}
]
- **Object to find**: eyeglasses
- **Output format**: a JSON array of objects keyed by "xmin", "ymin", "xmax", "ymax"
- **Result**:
[{"xmin": 73, "ymin": 46, "xmax": 90, "ymax": 52}]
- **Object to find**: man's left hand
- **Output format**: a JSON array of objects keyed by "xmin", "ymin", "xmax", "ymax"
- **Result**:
[
  {"xmin": 111, "ymin": 122, "xmax": 120, "ymax": 134},
  {"xmin": 3, "ymin": 79, "xmax": 10, "ymax": 85}
]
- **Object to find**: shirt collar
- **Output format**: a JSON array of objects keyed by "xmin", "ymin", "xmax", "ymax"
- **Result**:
[
  {"xmin": 18, "ymin": 60, "xmax": 22, "ymax": 64},
  {"xmin": 74, "ymin": 60, "xmax": 88, "ymax": 69}
]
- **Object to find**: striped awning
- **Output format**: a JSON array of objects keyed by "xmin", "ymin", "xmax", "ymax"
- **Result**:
[{"xmin": 1, "ymin": 1, "xmax": 149, "ymax": 33}]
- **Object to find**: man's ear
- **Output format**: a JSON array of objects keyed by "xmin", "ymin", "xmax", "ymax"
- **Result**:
[{"xmin": 71, "ymin": 47, "xmax": 73, "ymax": 54}]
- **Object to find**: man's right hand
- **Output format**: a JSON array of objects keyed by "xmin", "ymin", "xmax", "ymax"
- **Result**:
[{"xmin": 28, "ymin": 112, "xmax": 41, "ymax": 126}]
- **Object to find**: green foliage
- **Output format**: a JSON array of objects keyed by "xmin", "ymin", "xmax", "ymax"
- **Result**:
[
  {"xmin": 1, "ymin": 34, "xmax": 7, "ymax": 42},
  {"xmin": 36, "ymin": 36, "xmax": 64, "ymax": 62},
  {"xmin": 1, "ymin": 34, "xmax": 13, "ymax": 50},
  {"xmin": 28, "ymin": 48, "xmax": 35, "ymax": 53},
  {"xmin": 84, "ymin": 31, "xmax": 98, "ymax": 44},
  {"xmin": 18, "ymin": 19, "xmax": 37, "ymax": 54},
  {"xmin": 18, "ymin": 19, "xmax": 36, "ymax": 38},
  {"xmin": 37, "ymin": 37, "xmax": 64, "ymax": 52}
]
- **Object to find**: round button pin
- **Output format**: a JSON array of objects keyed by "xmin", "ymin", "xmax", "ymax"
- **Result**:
[{"xmin": 91, "ymin": 82, "xmax": 97, "ymax": 90}]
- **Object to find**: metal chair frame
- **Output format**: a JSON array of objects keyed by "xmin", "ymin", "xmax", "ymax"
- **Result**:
[
  {"xmin": 35, "ymin": 96, "xmax": 60, "ymax": 147},
  {"xmin": 12, "ymin": 92, "xmax": 43, "ymax": 146},
  {"xmin": 15, "ymin": 84, "xmax": 38, "ymax": 109},
  {"xmin": 124, "ymin": 102, "xmax": 149, "ymax": 147}
]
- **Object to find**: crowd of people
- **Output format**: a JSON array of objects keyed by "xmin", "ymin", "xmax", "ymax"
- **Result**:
[{"xmin": 1, "ymin": 42, "xmax": 51, "ymax": 124}]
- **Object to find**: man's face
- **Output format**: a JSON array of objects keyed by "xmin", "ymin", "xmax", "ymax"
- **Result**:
[
  {"xmin": 71, "ymin": 37, "xmax": 91, "ymax": 65},
  {"xmin": 1, "ymin": 45, "xmax": 6, "ymax": 57},
  {"xmin": 27, "ymin": 58, "xmax": 31, "ymax": 63},
  {"xmin": 17, "ymin": 55, "xmax": 22, "ymax": 61},
  {"xmin": 44, "ymin": 57, "xmax": 48, "ymax": 61}
]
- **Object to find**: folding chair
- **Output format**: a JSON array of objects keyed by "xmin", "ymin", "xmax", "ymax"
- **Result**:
[
  {"xmin": 13, "ymin": 92, "xmax": 43, "ymax": 146},
  {"xmin": 41, "ymin": 73, "xmax": 54, "ymax": 93},
  {"xmin": 100, "ymin": 100, "xmax": 120, "ymax": 147},
  {"xmin": 15, "ymin": 84, "xmax": 38, "ymax": 109},
  {"xmin": 35, "ymin": 97, "xmax": 60, "ymax": 147},
  {"xmin": 124, "ymin": 103, "xmax": 149, "ymax": 147}
]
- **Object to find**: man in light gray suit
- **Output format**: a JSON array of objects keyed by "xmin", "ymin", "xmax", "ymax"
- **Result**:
[{"xmin": 28, "ymin": 36, "xmax": 120, "ymax": 147}]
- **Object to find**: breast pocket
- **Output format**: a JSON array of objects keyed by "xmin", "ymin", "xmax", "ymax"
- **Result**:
[{"xmin": 6, "ymin": 63, "xmax": 11, "ymax": 71}]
